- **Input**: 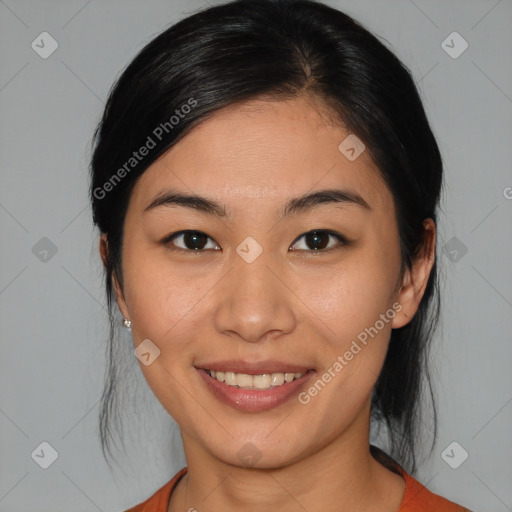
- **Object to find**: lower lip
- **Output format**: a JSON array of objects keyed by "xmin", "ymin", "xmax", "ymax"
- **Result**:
[{"xmin": 197, "ymin": 368, "xmax": 316, "ymax": 412}]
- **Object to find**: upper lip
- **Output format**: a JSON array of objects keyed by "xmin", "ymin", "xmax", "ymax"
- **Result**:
[{"xmin": 196, "ymin": 360, "xmax": 315, "ymax": 375}]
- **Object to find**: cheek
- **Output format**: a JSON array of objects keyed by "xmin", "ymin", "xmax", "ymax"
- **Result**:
[
  {"xmin": 121, "ymin": 243, "xmax": 207, "ymax": 362},
  {"xmin": 122, "ymin": 251, "xmax": 205, "ymax": 420},
  {"xmin": 296, "ymin": 245, "xmax": 399, "ymax": 382},
  {"xmin": 124, "ymin": 240, "xmax": 192, "ymax": 311},
  {"xmin": 303, "ymin": 257, "xmax": 397, "ymax": 338}
]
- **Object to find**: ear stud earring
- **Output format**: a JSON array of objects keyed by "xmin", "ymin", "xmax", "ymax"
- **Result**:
[{"xmin": 122, "ymin": 318, "xmax": 132, "ymax": 331}]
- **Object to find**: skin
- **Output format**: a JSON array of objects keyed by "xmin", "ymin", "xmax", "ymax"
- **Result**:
[{"xmin": 100, "ymin": 94, "xmax": 436, "ymax": 512}]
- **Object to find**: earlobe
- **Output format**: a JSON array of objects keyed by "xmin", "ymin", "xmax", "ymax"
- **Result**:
[
  {"xmin": 98, "ymin": 233, "xmax": 130, "ymax": 321},
  {"xmin": 391, "ymin": 219, "xmax": 436, "ymax": 329},
  {"xmin": 112, "ymin": 275, "xmax": 129, "ymax": 321}
]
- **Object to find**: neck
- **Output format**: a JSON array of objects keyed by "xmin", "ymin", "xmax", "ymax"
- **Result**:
[{"xmin": 168, "ymin": 407, "xmax": 405, "ymax": 512}]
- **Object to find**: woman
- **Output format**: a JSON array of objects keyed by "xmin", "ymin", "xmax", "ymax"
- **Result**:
[{"xmin": 89, "ymin": 0, "xmax": 472, "ymax": 510}]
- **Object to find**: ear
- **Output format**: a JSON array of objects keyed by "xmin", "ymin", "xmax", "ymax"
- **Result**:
[
  {"xmin": 391, "ymin": 219, "xmax": 436, "ymax": 329},
  {"xmin": 99, "ymin": 233, "xmax": 130, "ymax": 321}
]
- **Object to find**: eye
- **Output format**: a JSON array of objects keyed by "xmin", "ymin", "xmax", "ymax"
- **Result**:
[
  {"xmin": 289, "ymin": 230, "xmax": 346, "ymax": 252},
  {"xmin": 162, "ymin": 229, "xmax": 347, "ymax": 254},
  {"xmin": 163, "ymin": 230, "xmax": 220, "ymax": 252}
]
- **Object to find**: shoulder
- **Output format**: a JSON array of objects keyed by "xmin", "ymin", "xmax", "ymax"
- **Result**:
[
  {"xmin": 124, "ymin": 467, "xmax": 188, "ymax": 512},
  {"xmin": 122, "ymin": 464, "xmax": 473, "ymax": 512},
  {"xmin": 399, "ymin": 470, "xmax": 473, "ymax": 512},
  {"xmin": 369, "ymin": 446, "xmax": 472, "ymax": 511}
]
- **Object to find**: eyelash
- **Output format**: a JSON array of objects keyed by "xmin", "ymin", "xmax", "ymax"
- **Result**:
[{"xmin": 161, "ymin": 229, "xmax": 348, "ymax": 255}]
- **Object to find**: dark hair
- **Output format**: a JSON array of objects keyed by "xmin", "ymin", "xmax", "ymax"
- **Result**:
[{"xmin": 90, "ymin": 0, "xmax": 443, "ymax": 475}]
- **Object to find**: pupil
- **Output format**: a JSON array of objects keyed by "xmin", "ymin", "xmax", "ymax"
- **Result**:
[
  {"xmin": 185, "ymin": 232, "xmax": 206, "ymax": 250},
  {"xmin": 307, "ymin": 231, "xmax": 328, "ymax": 250}
]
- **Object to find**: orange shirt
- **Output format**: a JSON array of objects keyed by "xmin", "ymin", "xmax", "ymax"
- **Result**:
[{"xmin": 125, "ymin": 466, "xmax": 471, "ymax": 512}]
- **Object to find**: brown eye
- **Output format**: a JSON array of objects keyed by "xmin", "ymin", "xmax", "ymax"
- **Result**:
[
  {"xmin": 290, "ymin": 230, "xmax": 346, "ymax": 252},
  {"xmin": 164, "ymin": 231, "xmax": 220, "ymax": 252}
]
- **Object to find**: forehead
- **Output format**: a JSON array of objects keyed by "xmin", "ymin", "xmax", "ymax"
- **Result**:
[{"xmin": 131, "ymin": 96, "xmax": 392, "ymax": 213}]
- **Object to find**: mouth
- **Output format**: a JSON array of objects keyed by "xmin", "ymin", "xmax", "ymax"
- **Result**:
[
  {"xmin": 202, "ymin": 368, "xmax": 315, "ymax": 390},
  {"xmin": 196, "ymin": 367, "xmax": 317, "ymax": 412}
]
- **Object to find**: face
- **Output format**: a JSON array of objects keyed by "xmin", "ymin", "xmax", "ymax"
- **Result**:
[{"xmin": 105, "ymin": 95, "xmax": 434, "ymax": 470}]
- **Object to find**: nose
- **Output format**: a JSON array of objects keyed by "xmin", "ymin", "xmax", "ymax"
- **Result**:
[{"xmin": 213, "ymin": 246, "xmax": 297, "ymax": 343}]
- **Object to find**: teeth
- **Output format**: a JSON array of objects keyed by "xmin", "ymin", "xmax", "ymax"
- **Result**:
[
  {"xmin": 238, "ymin": 373, "xmax": 254, "ymax": 388},
  {"xmin": 253, "ymin": 374, "xmax": 271, "ymax": 389},
  {"xmin": 225, "ymin": 371, "xmax": 237, "ymax": 386},
  {"xmin": 207, "ymin": 370, "xmax": 305, "ymax": 389}
]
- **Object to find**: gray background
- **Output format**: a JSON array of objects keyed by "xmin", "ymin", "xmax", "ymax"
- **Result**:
[{"xmin": 1, "ymin": 0, "xmax": 511, "ymax": 510}]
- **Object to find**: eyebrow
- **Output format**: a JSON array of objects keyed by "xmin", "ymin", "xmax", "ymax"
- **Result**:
[{"xmin": 143, "ymin": 187, "xmax": 371, "ymax": 217}]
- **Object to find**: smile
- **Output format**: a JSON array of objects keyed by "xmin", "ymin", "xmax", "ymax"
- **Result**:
[
  {"xmin": 204, "ymin": 369, "xmax": 314, "ymax": 390},
  {"xmin": 197, "ymin": 368, "xmax": 317, "ymax": 412}
]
